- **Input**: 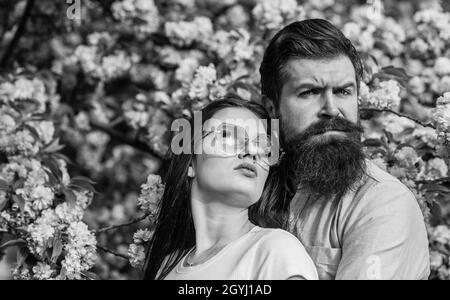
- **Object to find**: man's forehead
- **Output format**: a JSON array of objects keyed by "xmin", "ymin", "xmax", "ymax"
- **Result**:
[{"xmin": 284, "ymin": 56, "xmax": 356, "ymax": 85}]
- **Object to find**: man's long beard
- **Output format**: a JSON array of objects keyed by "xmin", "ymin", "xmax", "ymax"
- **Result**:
[{"xmin": 284, "ymin": 117, "xmax": 367, "ymax": 200}]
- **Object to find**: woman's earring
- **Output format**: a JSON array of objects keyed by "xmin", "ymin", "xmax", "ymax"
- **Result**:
[{"xmin": 188, "ymin": 166, "xmax": 195, "ymax": 178}]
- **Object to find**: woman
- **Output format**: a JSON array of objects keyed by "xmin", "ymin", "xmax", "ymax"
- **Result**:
[{"xmin": 143, "ymin": 95, "xmax": 317, "ymax": 280}]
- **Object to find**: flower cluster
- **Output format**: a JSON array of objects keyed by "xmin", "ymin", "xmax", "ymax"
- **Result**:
[
  {"xmin": 164, "ymin": 17, "xmax": 214, "ymax": 47},
  {"xmin": 409, "ymin": 7, "xmax": 450, "ymax": 59},
  {"xmin": 206, "ymin": 29, "xmax": 255, "ymax": 64},
  {"xmin": 343, "ymin": 3, "xmax": 406, "ymax": 57},
  {"xmin": 128, "ymin": 229, "xmax": 152, "ymax": 269},
  {"xmin": 123, "ymin": 94, "xmax": 154, "ymax": 130},
  {"xmin": 0, "ymin": 73, "xmax": 96, "ymax": 280},
  {"xmin": 61, "ymin": 222, "xmax": 97, "ymax": 280},
  {"xmin": 128, "ymin": 175, "xmax": 163, "ymax": 269},
  {"xmin": 186, "ymin": 64, "xmax": 231, "ymax": 109},
  {"xmin": 0, "ymin": 76, "xmax": 54, "ymax": 113},
  {"xmin": 359, "ymin": 80, "xmax": 402, "ymax": 109},
  {"xmin": 417, "ymin": 158, "xmax": 449, "ymax": 181},
  {"xmin": 137, "ymin": 174, "xmax": 164, "ymax": 214},
  {"xmin": 69, "ymin": 45, "xmax": 132, "ymax": 82},
  {"xmin": 112, "ymin": 0, "xmax": 160, "ymax": 35},
  {"xmin": 433, "ymin": 93, "xmax": 450, "ymax": 144},
  {"xmin": 252, "ymin": 0, "xmax": 305, "ymax": 31},
  {"xmin": 429, "ymin": 225, "xmax": 450, "ymax": 279}
]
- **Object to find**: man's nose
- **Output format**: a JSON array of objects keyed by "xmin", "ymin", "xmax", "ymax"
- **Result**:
[{"xmin": 318, "ymin": 91, "xmax": 339, "ymax": 119}]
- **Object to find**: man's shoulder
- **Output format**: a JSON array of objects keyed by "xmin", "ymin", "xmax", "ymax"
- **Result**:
[
  {"xmin": 347, "ymin": 160, "xmax": 419, "ymax": 213},
  {"xmin": 364, "ymin": 160, "xmax": 405, "ymax": 186}
]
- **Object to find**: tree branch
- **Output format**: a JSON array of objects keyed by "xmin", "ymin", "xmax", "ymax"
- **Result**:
[
  {"xmin": 0, "ymin": 0, "xmax": 35, "ymax": 68},
  {"xmin": 361, "ymin": 108, "xmax": 436, "ymax": 129},
  {"xmin": 97, "ymin": 245, "xmax": 128, "ymax": 260},
  {"xmin": 90, "ymin": 120, "xmax": 165, "ymax": 160},
  {"xmin": 212, "ymin": 3, "xmax": 237, "ymax": 19},
  {"xmin": 95, "ymin": 212, "xmax": 154, "ymax": 234},
  {"xmin": 418, "ymin": 177, "xmax": 450, "ymax": 185},
  {"xmin": 0, "ymin": 6, "xmax": 10, "ymax": 44}
]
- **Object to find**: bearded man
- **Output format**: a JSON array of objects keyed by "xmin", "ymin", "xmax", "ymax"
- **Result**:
[{"xmin": 260, "ymin": 19, "xmax": 430, "ymax": 280}]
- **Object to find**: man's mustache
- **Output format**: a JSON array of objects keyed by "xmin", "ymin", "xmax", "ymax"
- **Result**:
[{"xmin": 287, "ymin": 117, "xmax": 363, "ymax": 144}]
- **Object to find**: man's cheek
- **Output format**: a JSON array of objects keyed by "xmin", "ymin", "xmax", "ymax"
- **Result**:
[
  {"xmin": 339, "ymin": 106, "xmax": 357, "ymax": 123},
  {"xmin": 347, "ymin": 98, "xmax": 359, "ymax": 120}
]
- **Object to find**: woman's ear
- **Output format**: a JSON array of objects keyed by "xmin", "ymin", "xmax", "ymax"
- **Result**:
[{"xmin": 188, "ymin": 166, "xmax": 195, "ymax": 178}]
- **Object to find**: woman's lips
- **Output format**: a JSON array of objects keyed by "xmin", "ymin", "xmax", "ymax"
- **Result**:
[{"xmin": 234, "ymin": 163, "xmax": 258, "ymax": 178}]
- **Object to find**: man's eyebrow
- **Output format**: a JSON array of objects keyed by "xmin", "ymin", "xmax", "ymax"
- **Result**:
[
  {"xmin": 293, "ymin": 82, "xmax": 324, "ymax": 91},
  {"xmin": 334, "ymin": 82, "xmax": 357, "ymax": 90},
  {"xmin": 292, "ymin": 81, "xmax": 356, "ymax": 93}
]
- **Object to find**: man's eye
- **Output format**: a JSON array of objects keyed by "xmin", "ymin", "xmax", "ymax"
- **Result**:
[
  {"xmin": 336, "ymin": 89, "xmax": 352, "ymax": 96},
  {"xmin": 299, "ymin": 89, "xmax": 320, "ymax": 97}
]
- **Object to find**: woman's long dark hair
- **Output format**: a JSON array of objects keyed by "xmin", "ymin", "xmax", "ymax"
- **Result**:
[{"xmin": 143, "ymin": 94, "xmax": 292, "ymax": 280}]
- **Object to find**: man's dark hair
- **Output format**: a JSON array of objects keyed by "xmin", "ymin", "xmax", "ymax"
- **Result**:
[{"xmin": 259, "ymin": 19, "xmax": 364, "ymax": 107}]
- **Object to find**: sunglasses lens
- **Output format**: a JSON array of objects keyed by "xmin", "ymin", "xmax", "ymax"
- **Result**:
[{"xmin": 204, "ymin": 124, "xmax": 280, "ymax": 166}]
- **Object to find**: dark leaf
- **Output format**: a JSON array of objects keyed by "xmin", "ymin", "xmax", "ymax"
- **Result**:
[
  {"xmin": 51, "ymin": 234, "xmax": 64, "ymax": 264},
  {"xmin": 383, "ymin": 130, "xmax": 395, "ymax": 144},
  {"xmin": 230, "ymin": 74, "xmax": 250, "ymax": 83},
  {"xmin": 81, "ymin": 271, "xmax": 101, "ymax": 280},
  {"xmin": 43, "ymin": 138, "xmax": 65, "ymax": 153},
  {"xmin": 24, "ymin": 125, "xmax": 40, "ymax": 141},
  {"xmin": 42, "ymin": 157, "xmax": 63, "ymax": 181},
  {"xmin": 16, "ymin": 246, "xmax": 30, "ymax": 267},
  {"xmin": 45, "ymin": 169, "xmax": 59, "ymax": 186},
  {"xmin": 369, "ymin": 148, "xmax": 388, "ymax": 157},
  {"xmin": 381, "ymin": 66, "xmax": 410, "ymax": 79},
  {"xmin": 53, "ymin": 153, "xmax": 72, "ymax": 164},
  {"xmin": 422, "ymin": 183, "xmax": 450, "ymax": 194},
  {"xmin": 396, "ymin": 143, "xmax": 416, "ymax": 150},
  {"xmin": 12, "ymin": 194, "xmax": 25, "ymax": 211},
  {"xmin": 62, "ymin": 188, "xmax": 77, "ymax": 207},
  {"xmin": 71, "ymin": 176, "xmax": 96, "ymax": 185},
  {"xmin": 0, "ymin": 195, "xmax": 9, "ymax": 211},
  {"xmin": 69, "ymin": 182, "xmax": 95, "ymax": 193},
  {"xmin": 363, "ymin": 139, "xmax": 383, "ymax": 147},
  {"xmin": 12, "ymin": 178, "xmax": 25, "ymax": 190},
  {"xmin": 0, "ymin": 179, "xmax": 9, "ymax": 190},
  {"xmin": 44, "ymin": 246, "xmax": 53, "ymax": 262},
  {"xmin": 69, "ymin": 176, "xmax": 96, "ymax": 193},
  {"xmin": 373, "ymin": 66, "xmax": 410, "ymax": 87},
  {"xmin": 29, "ymin": 113, "xmax": 47, "ymax": 121}
]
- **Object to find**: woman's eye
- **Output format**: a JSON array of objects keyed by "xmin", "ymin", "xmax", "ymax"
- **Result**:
[{"xmin": 221, "ymin": 129, "xmax": 233, "ymax": 138}]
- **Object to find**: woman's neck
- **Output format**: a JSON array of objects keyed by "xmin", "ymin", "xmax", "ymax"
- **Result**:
[{"xmin": 190, "ymin": 189, "xmax": 255, "ymax": 254}]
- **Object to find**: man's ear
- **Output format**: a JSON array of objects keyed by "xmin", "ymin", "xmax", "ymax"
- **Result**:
[{"xmin": 262, "ymin": 95, "xmax": 277, "ymax": 118}]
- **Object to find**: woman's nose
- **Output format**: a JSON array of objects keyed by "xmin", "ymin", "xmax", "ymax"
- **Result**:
[{"xmin": 238, "ymin": 142, "xmax": 259, "ymax": 160}]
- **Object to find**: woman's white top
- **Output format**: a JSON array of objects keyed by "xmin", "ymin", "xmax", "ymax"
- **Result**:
[{"xmin": 163, "ymin": 226, "xmax": 318, "ymax": 280}]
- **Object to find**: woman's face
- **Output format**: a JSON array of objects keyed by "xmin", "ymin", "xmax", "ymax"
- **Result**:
[{"xmin": 191, "ymin": 107, "xmax": 270, "ymax": 209}]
